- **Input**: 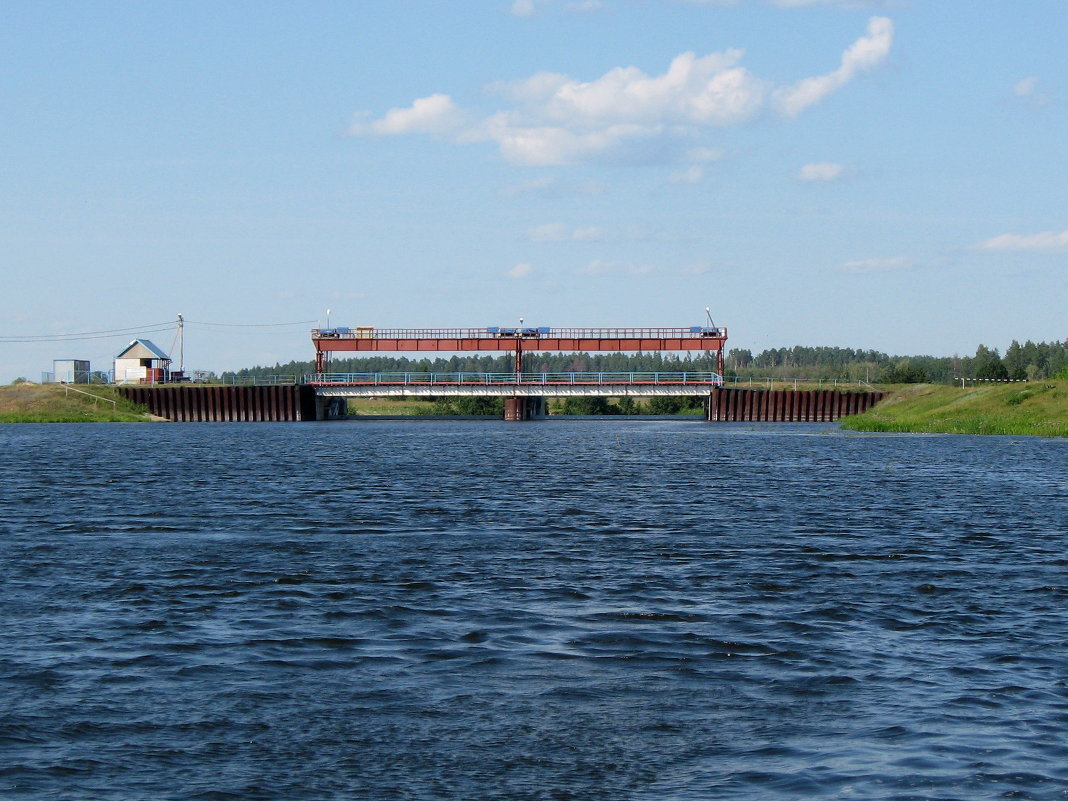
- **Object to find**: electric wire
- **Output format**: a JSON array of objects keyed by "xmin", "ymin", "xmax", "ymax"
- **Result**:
[
  {"xmin": 0, "ymin": 325, "xmax": 178, "ymax": 344},
  {"xmin": 181, "ymin": 319, "xmax": 318, "ymax": 328},
  {"xmin": 1, "ymin": 318, "xmax": 316, "ymax": 344},
  {"xmin": 0, "ymin": 322, "xmax": 176, "ymax": 343}
]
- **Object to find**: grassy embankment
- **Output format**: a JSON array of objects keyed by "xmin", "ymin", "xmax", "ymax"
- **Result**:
[
  {"xmin": 345, "ymin": 398, "xmax": 441, "ymax": 416},
  {"xmin": 841, "ymin": 382, "xmax": 1068, "ymax": 437},
  {"xmin": 0, "ymin": 384, "xmax": 153, "ymax": 423}
]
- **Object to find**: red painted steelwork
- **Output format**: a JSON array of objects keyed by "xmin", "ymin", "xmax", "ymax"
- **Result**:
[
  {"xmin": 312, "ymin": 327, "xmax": 728, "ymax": 374},
  {"xmin": 314, "ymin": 336, "xmax": 726, "ymax": 353}
]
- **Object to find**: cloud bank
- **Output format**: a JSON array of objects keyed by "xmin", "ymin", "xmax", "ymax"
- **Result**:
[
  {"xmin": 977, "ymin": 231, "xmax": 1068, "ymax": 253},
  {"xmin": 351, "ymin": 18, "xmax": 893, "ymax": 166}
]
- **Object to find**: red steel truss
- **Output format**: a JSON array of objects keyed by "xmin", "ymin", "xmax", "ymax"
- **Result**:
[{"xmin": 312, "ymin": 326, "xmax": 728, "ymax": 374}]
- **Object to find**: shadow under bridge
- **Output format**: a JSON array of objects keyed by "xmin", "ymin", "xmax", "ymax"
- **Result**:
[{"xmin": 308, "ymin": 371, "xmax": 723, "ymax": 398}]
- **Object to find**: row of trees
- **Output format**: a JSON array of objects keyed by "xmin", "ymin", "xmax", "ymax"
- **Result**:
[
  {"xmin": 223, "ymin": 339, "xmax": 1068, "ymax": 386},
  {"xmin": 428, "ymin": 396, "xmax": 705, "ymax": 416},
  {"xmin": 725, "ymin": 340, "xmax": 1068, "ymax": 383}
]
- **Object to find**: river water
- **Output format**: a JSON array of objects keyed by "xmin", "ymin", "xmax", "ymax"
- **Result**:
[{"xmin": 2, "ymin": 420, "xmax": 1067, "ymax": 800}]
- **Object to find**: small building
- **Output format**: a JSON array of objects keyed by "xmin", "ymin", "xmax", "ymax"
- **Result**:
[
  {"xmin": 53, "ymin": 359, "xmax": 91, "ymax": 384},
  {"xmin": 114, "ymin": 339, "xmax": 171, "ymax": 385}
]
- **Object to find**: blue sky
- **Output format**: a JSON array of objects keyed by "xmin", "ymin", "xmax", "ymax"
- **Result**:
[{"xmin": 2, "ymin": 1, "xmax": 1066, "ymax": 381}]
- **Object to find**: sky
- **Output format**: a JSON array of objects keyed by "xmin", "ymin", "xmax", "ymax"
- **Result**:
[{"xmin": 2, "ymin": 0, "xmax": 1066, "ymax": 382}]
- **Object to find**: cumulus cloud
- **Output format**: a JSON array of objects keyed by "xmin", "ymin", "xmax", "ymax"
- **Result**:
[
  {"xmin": 352, "ymin": 18, "xmax": 893, "ymax": 165},
  {"xmin": 349, "ymin": 94, "xmax": 465, "ymax": 136},
  {"xmin": 841, "ymin": 256, "xmax": 914, "ymax": 273},
  {"xmin": 508, "ymin": 262, "xmax": 535, "ymax": 279},
  {"xmin": 976, "ymin": 231, "xmax": 1068, "ymax": 253},
  {"xmin": 797, "ymin": 162, "xmax": 845, "ymax": 182},
  {"xmin": 773, "ymin": 17, "xmax": 893, "ymax": 117}
]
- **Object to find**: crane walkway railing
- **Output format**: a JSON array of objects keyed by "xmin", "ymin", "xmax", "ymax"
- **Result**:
[
  {"xmin": 313, "ymin": 326, "xmax": 727, "ymax": 340},
  {"xmin": 307, "ymin": 371, "xmax": 723, "ymax": 387}
]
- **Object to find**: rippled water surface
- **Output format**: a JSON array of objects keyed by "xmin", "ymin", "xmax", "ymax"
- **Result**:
[{"xmin": 2, "ymin": 420, "xmax": 1067, "ymax": 800}]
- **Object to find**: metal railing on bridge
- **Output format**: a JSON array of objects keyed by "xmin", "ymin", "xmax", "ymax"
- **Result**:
[
  {"xmin": 306, "ymin": 371, "xmax": 723, "ymax": 387},
  {"xmin": 313, "ymin": 326, "xmax": 727, "ymax": 340}
]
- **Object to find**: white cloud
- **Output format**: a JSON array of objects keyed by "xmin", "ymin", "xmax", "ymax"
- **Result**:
[
  {"xmin": 1014, "ymin": 76, "xmax": 1038, "ymax": 97},
  {"xmin": 773, "ymin": 17, "xmax": 893, "ymax": 117},
  {"xmin": 349, "ymin": 94, "xmax": 465, "ymax": 136},
  {"xmin": 510, "ymin": 0, "xmax": 540, "ymax": 17},
  {"xmin": 526, "ymin": 223, "xmax": 606, "ymax": 241},
  {"xmin": 572, "ymin": 226, "xmax": 605, "ymax": 241},
  {"xmin": 841, "ymin": 256, "xmax": 914, "ymax": 273},
  {"xmin": 688, "ymin": 146, "xmax": 726, "ymax": 163},
  {"xmin": 577, "ymin": 259, "xmax": 615, "ymax": 275},
  {"xmin": 797, "ymin": 162, "xmax": 845, "ymax": 182},
  {"xmin": 566, "ymin": 0, "xmax": 608, "ymax": 11},
  {"xmin": 670, "ymin": 165, "xmax": 706, "ymax": 183},
  {"xmin": 976, "ymin": 231, "xmax": 1068, "ymax": 253},
  {"xmin": 575, "ymin": 258, "xmax": 711, "ymax": 276},
  {"xmin": 508, "ymin": 262, "xmax": 535, "ymax": 279},
  {"xmin": 772, "ymin": 0, "xmax": 893, "ymax": 7},
  {"xmin": 526, "ymin": 222, "xmax": 569, "ymax": 241},
  {"xmin": 1013, "ymin": 76, "xmax": 1049, "ymax": 106},
  {"xmin": 352, "ymin": 19, "xmax": 893, "ymax": 166}
]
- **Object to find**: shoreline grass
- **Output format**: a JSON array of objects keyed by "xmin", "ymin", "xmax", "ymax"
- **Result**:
[
  {"xmin": 0, "ymin": 384, "xmax": 153, "ymax": 423},
  {"xmin": 841, "ymin": 382, "xmax": 1068, "ymax": 437}
]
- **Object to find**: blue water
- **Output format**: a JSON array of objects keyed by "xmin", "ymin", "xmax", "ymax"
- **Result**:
[{"xmin": 2, "ymin": 420, "xmax": 1067, "ymax": 800}]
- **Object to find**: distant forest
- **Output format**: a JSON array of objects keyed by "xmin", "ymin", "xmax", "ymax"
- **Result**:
[{"xmin": 221, "ymin": 339, "xmax": 1068, "ymax": 385}]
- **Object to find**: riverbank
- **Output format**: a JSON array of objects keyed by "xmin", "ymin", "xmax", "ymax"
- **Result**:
[
  {"xmin": 0, "ymin": 384, "xmax": 153, "ymax": 423},
  {"xmin": 6, "ymin": 381, "xmax": 1066, "ymax": 434},
  {"xmin": 840, "ymin": 382, "xmax": 1068, "ymax": 437}
]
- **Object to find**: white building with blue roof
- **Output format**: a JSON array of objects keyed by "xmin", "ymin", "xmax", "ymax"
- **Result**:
[{"xmin": 114, "ymin": 339, "xmax": 171, "ymax": 385}]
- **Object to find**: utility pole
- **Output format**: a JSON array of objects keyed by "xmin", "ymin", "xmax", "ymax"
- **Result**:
[{"xmin": 177, "ymin": 313, "xmax": 184, "ymax": 372}]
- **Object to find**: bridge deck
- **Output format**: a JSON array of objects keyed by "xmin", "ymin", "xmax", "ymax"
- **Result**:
[{"xmin": 309, "ymin": 371, "xmax": 723, "ymax": 398}]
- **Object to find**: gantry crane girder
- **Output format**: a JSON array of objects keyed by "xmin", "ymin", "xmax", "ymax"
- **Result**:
[{"xmin": 312, "ymin": 326, "xmax": 728, "ymax": 374}]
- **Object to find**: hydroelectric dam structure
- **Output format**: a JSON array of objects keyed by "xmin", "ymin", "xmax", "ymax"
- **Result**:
[{"xmin": 116, "ymin": 322, "xmax": 884, "ymax": 422}]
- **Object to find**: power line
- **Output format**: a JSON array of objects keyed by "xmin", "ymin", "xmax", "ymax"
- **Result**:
[
  {"xmin": 182, "ymin": 319, "xmax": 318, "ymax": 328},
  {"xmin": 0, "ymin": 317, "xmax": 317, "ymax": 343},
  {"xmin": 0, "ymin": 324, "xmax": 177, "ymax": 344}
]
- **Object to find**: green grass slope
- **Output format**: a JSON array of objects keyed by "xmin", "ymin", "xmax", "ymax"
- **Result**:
[
  {"xmin": 842, "ymin": 382, "xmax": 1068, "ymax": 437},
  {"xmin": 0, "ymin": 384, "xmax": 153, "ymax": 423}
]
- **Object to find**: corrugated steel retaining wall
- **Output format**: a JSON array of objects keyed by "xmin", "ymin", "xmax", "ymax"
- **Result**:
[
  {"xmin": 117, "ymin": 385, "xmax": 317, "ymax": 422},
  {"xmin": 708, "ymin": 388, "xmax": 883, "ymax": 422}
]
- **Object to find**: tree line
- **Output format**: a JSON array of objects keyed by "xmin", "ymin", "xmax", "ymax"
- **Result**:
[
  {"xmin": 726, "ymin": 340, "xmax": 1068, "ymax": 383},
  {"xmin": 222, "ymin": 339, "xmax": 1068, "ymax": 385}
]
